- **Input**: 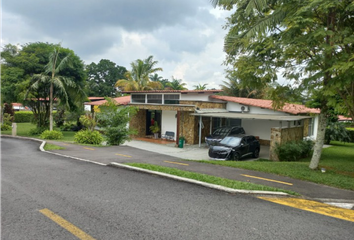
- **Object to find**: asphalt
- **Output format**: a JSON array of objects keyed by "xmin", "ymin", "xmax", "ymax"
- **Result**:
[{"xmin": 3, "ymin": 135, "xmax": 354, "ymax": 209}]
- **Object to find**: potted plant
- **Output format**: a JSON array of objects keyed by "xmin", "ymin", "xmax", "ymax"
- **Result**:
[{"xmin": 149, "ymin": 121, "xmax": 160, "ymax": 139}]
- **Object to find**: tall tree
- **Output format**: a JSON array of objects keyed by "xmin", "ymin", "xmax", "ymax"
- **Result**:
[
  {"xmin": 115, "ymin": 56, "xmax": 163, "ymax": 91},
  {"xmin": 27, "ymin": 45, "xmax": 84, "ymax": 131},
  {"xmin": 86, "ymin": 59, "xmax": 127, "ymax": 97},
  {"xmin": 1, "ymin": 42, "xmax": 86, "ymax": 128},
  {"xmin": 166, "ymin": 77, "xmax": 188, "ymax": 90},
  {"xmin": 212, "ymin": 0, "xmax": 354, "ymax": 169}
]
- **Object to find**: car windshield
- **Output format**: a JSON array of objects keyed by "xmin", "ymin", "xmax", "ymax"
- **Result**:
[{"xmin": 220, "ymin": 137, "xmax": 242, "ymax": 147}]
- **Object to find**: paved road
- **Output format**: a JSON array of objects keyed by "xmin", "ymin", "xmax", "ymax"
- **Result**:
[{"xmin": 2, "ymin": 138, "xmax": 354, "ymax": 239}]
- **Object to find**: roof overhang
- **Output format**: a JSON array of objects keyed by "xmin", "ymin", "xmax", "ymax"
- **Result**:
[{"xmin": 190, "ymin": 112, "xmax": 312, "ymax": 121}]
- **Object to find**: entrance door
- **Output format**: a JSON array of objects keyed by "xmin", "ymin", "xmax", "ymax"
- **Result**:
[{"xmin": 146, "ymin": 110, "xmax": 162, "ymax": 135}]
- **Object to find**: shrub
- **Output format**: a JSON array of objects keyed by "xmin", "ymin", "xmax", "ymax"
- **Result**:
[
  {"xmin": 347, "ymin": 130, "xmax": 354, "ymax": 143},
  {"xmin": 103, "ymin": 126, "xmax": 137, "ymax": 146},
  {"xmin": 74, "ymin": 130, "xmax": 103, "ymax": 145},
  {"xmin": 3, "ymin": 113, "xmax": 14, "ymax": 125},
  {"xmin": 40, "ymin": 130, "xmax": 63, "ymax": 140},
  {"xmin": 14, "ymin": 111, "xmax": 33, "ymax": 122},
  {"xmin": 275, "ymin": 140, "xmax": 314, "ymax": 161},
  {"xmin": 1, "ymin": 124, "xmax": 11, "ymax": 131},
  {"xmin": 29, "ymin": 126, "xmax": 49, "ymax": 136},
  {"xmin": 325, "ymin": 122, "xmax": 351, "ymax": 144}
]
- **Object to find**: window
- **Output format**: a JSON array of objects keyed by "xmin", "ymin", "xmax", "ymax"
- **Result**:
[
  {"xmin": 147, "ymin": 94, "xmax": 162, "ymax": 104},
  {"xmin": 131, "ymin": 94, "xmax": 145, "ymax": 103},
  {"xmin": 308, "ymin": 118, "xmax": 314, "ymax": 136},
  {"xmin": 164, "ymin": 94, "xmax": 179, "ymax": 104}
]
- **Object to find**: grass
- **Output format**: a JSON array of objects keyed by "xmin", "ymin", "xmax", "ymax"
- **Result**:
[
  {"xmin": 199, "ymin": 141, "xmax": 354, "ymax": 191},
  {"xmin": 44, "ymin": 143, "xmax": 65, "ymax": 150},
  {"xmin": 127, "ymin": 163, "xmax": 298, "ymax": 195}
]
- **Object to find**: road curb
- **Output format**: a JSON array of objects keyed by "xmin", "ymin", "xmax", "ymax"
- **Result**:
[{"xmin": 108, "ymin": 162, "xmax": 289, "ymax": 196}]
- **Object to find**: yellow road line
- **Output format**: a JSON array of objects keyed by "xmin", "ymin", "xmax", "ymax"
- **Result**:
[
  {"xmin": 83, "ymin": 147, "xmax": 95, "ymax": 151},
  {"xmin": 164, "ymin": 161, "xmax": 189, "ymax": 166},
  {"xmin": 39, "ymin": 208, "xmax": 96, "ymax": 240},
  {"xmin": 62, "ymin": 143, "xmax": 69, "ymax": 146},
  {"xmin": 241, "ymin": 174, "xmax": 293, "ymax": 186},
  {"xmin": 259, "ymin": 197, "xmax": 354, "ymax": 222},
  {"xmin": 115, "ymin": 153, "xmax": 132, "ymax": 158}
]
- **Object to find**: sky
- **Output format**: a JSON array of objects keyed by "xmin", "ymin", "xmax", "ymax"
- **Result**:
[{"xmin": 1, "ymin": 0, "xmax": 232, "ymax": 90}]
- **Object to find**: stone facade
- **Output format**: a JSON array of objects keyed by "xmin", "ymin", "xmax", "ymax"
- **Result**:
[
  {"xmin": 130, "ymin": 109, "xmax": 146, "ymax": 137},
  {"xmin": 129, "ymin": 101, "xmax": 226, "ymax": 144},
  {"xmin": 269, "ymin": 126, "xmax": 304, "ymax": 161}
]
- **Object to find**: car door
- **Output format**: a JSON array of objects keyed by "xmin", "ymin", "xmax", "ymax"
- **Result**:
[{"xmin": 239, "ymin": 137, "xmax": 250, "ymax": 157}]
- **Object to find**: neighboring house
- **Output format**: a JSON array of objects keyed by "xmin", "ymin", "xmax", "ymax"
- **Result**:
[
  {"xmin": 118, "ymin": 90, "xmax": 321, "ymax": 160},
  {"xmin": 84, "ymin": 97, "xmax": 109, "ymax": 111},
  {"xmin": 84, "ymin": 96, "xmax": 131, "ymax": 112},
  {"xmin": 12, "ymin": 103, "xmax": 29, "ymax": 111}
]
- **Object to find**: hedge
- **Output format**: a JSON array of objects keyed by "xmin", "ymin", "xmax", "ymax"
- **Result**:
[
  {"xmin": 348, "ymin": 130, "xmax": 354, "ymax": 143},
  {"xmin": 14, "ymin": 111, "xmax": 33, "ymax": 122}
]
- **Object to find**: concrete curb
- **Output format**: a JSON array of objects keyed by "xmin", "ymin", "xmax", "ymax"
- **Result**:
[{"xmin": 108, "ymin": 162, "xmax": 289, "ymax": 196}]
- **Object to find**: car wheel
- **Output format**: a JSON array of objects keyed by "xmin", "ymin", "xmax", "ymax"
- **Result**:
[
  {"xmin": 231, "ymin": 152, "xmax": 240, "ymax": 161},
  {"xmin": 253, "ymin": 148, "xmax": 260, "ymax": 158}
]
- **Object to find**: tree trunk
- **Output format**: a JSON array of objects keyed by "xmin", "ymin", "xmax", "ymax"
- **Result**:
[
  {"xmin": 49, "ymin": 80, "xmax": 54, "ymax": 131},
  {"xmin": 0, "ymin": 104, "xmax": 5, "ymax": 126},
  {"xmin": 309, "ymin": 112, "xmax": 327, "ymax": 169}
]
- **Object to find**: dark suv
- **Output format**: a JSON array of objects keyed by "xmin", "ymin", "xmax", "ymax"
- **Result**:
[
  {"xmin": 208, "ymin": 134, "xmax": 260, "ymax": 160},
  {"xmin": 205, "ymin": 126, "xmax": 245, "ymax": 146}
]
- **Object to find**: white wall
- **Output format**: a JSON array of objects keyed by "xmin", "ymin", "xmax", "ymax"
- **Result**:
[
  {"xmin": 180, "ymin": 93, "xmax": 213, "ymax": 101},
  {"xmin": 227, "ymin": 102, "xmax": 289, "ymax": 115},
  {"xmin": 161, "ymin": 110, "xmax": 177, "ymax": 140}
]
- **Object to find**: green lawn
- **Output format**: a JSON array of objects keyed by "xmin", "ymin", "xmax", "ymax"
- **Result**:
[
  {"xmin": 199, "ymin": 141, "xmax": 354, "ymax": 191},
  {"xmin": 1, "ymin": 122, "xmax": 76, "ymax": 142},
  {"xmin": 127, "ymin": 163, "xmax": 298, "ymax": 195}
]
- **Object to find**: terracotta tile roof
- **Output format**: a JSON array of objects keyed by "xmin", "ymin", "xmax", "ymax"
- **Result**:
[
  {"xmin": 87, "ymin": 97, "xmax": 105, "ymax": 101},
  {"xmin": 338, "ymin": 115, "xmax": 352, "ymax": 121},
  {"xmin": 12, "ymin": 103, "xmax": 23, "ymax": 107},
  {"xmin": 85, "ymin": 96, "xmax": 131, "ymax": 106},
  {"xmin": 122, "ymin": 90, "xmax": 222, "ymax": 94},
  {"xmin": 210, "ymin": 95, "xmax": 320, "ymax": 115}
]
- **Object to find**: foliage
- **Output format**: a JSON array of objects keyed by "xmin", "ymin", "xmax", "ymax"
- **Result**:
[
  {"xmin": 115, "ymin": 56, "xmax": 163, "ymax": 91},
  {"xmin": 86, "ymin": 59, "xmax": 127, "ymax": 97},
  {"xmin": 325, "ymin": 122, "xmax": 351, "ymax": 144},
  {"xmin": 79, "ymin": 113, "xmax": 97, "ymax": 131},
  {"xmin": 2, "ymin": 113, "xmax": 14, "ymax": 125},
  {"xmin": 96, "ymin": 98, "xmax": 138, "ymax": 145},
  {"xmin": 193, "ymin": 83, "xmax": 208, "ymax": 90},
  {"xmin": 1, "ymin": 42, "xmax": 86, "ymax": 128},
  {"xmin": 40, "ymin": 130, "xmax": 63, "ymax": 140},
  {"xmin": 212, "ymin": 0, "xmax": 354, "ymax": 169},
  {"xmin": 149, "ymin": 121, "xmax": 160, "ymax": 133},
  {"xmin": 74, "ymin": 129, "xmax": 103, "ymax": 145},
  {"xmin": 29, "ymin": 126, "xmax": 49, "ymax": 136},
  {"xmin": 1, "ymin": 124, "xmax": 11, "ymax": 131},
  {"xmin": 165, "ymin": 77, "xmax": 188, "ymax": 90},
  {"xmin": 275, "ymin": 140, "xmax": 314, "ymax": 162},
  {"xmin": 14, "ymin": 111, "xmax": 33, "ymax": 122},
  {"xmin": 60, "ymin": 122, "xmax": 77, "ymax": 131}
]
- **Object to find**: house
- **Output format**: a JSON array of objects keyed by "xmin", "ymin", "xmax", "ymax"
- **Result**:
[{"xmin": 119, "ymin": 90, "xmax": 320, "ymax": 160}]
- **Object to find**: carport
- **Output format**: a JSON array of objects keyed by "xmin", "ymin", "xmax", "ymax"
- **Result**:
[{"xmin": 191, "ymin": 111, "xmax": 312, "ymax": 160}]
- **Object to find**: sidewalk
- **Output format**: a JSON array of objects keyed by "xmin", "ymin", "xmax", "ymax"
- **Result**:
[{"xmin": 43, "ymin": 138, "xmax": 354, "ymax": 209}]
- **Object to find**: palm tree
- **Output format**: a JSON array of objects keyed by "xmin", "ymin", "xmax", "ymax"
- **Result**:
[
  {"xmin": 166, "ymin": 77, "xmax": 188, "ymax": 90},
  {"xmin": 27, "ymin": 45, "xmax": 75, "ymax": 130},
  {"xmin": 116, "ymin": 56, "xmax": 163, "ymax": 91},
  {"xmin": 193, "ymin": 83, "xmax": 208, "ymax": 90}
]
